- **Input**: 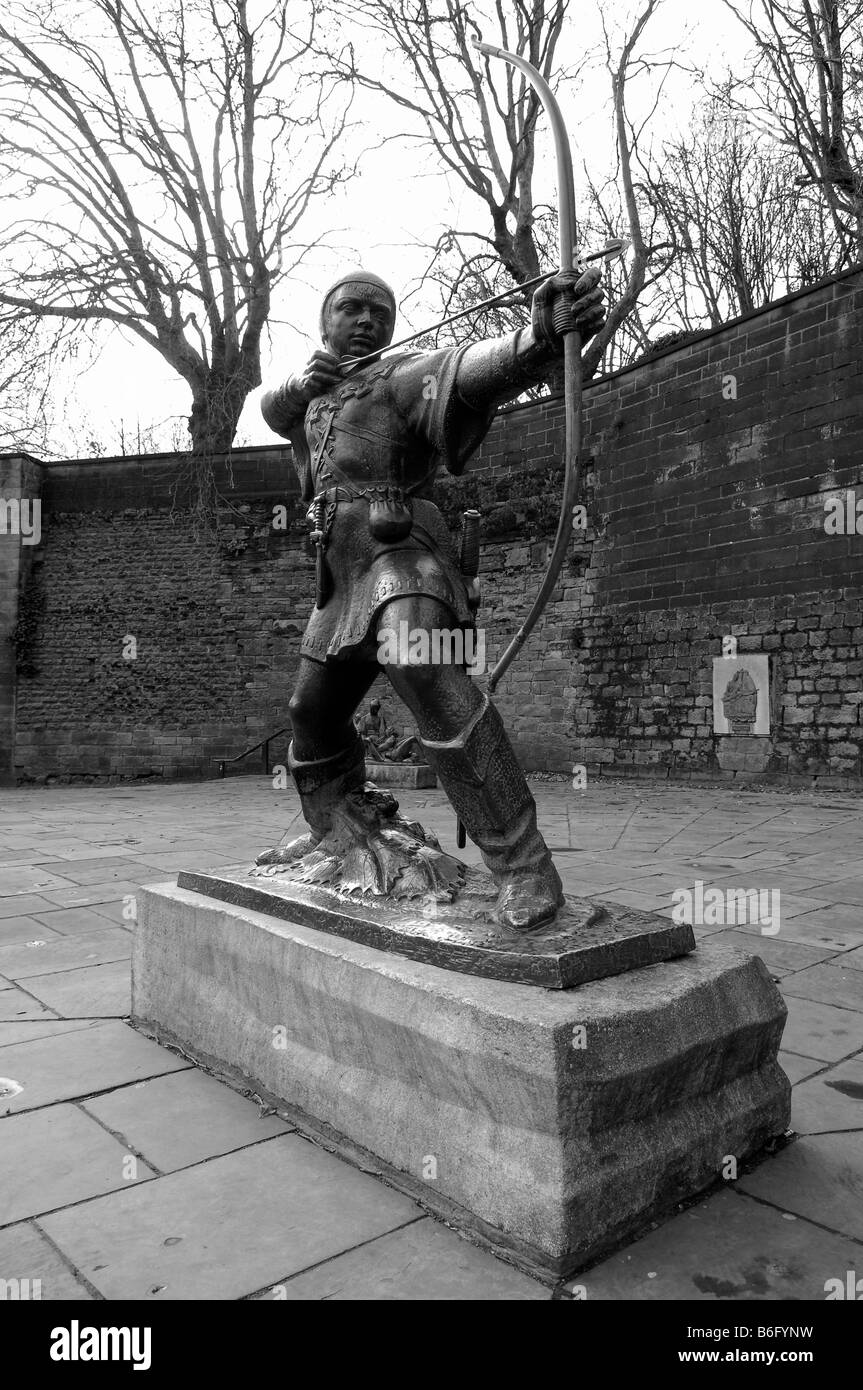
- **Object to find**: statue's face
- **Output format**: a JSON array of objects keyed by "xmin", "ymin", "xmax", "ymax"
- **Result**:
[{"xmin": 324, "ymin": 291, "xmax": 394, "ymax": 359}]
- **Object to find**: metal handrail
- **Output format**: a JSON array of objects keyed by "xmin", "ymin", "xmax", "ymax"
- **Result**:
[{"xmin": 215, "ymin": 726, "xmax": 291, "ymax": 778}]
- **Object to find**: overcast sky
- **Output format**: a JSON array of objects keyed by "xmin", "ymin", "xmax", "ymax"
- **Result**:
[{"xmin": 62, "ymin": 0, "xmax": 752, "ymax": 458}]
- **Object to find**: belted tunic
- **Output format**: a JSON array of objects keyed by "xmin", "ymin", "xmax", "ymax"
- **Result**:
[
  {"xmin": 262, "ymin": 322, "xmax": 561, "ymax": 663},
  {"xmin": 262, "ymin": 345, "xmax": 496, "ymax": 662}
]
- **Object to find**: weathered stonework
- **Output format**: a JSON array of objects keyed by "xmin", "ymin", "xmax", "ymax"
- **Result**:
[
  {"xmin": 0, "ymin": 453, "xmax": 44, "ymax": 785},
  {"xmin": 133, "ymin": 881, "xmax": 790, "ymax": 1280}
]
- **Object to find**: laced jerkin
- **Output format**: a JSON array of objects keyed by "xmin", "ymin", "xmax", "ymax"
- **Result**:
[{"xmin": 307, "ymin": 396, "xmax": 437, "ymax": 561}]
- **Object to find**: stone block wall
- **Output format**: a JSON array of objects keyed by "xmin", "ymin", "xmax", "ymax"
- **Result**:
[
  {"xmin": 1, "ymin": 454, "xmax": 44, "ymax": 784},
  {"xmin": 9, "ymin": 450, "xmax": 302, "ymax": 782}
]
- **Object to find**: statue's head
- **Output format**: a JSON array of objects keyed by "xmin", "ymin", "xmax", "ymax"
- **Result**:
[{"xmin": 319, "ymin": 269, "xmax": 396, "ymax": 360}]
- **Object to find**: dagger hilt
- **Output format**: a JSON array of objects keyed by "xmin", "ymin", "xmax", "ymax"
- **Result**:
[
  {"xmin": 310, "ymin": 494, "xmax": 326, "ymax": 544},
  {"xmin": 459, "ymin": 509, "xmax": 482, "ymax": 613},
  {"xmin": 310, "ymin": 494, "xmax": 331, "ymax": 609}
]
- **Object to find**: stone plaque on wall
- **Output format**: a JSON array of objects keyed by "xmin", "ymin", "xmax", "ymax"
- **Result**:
[{"xmin": 713, "ymin": 655, "xmax": 770, "ymax": 736}]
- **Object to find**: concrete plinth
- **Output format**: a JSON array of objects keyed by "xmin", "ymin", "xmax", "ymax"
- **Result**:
[
  {"xmin": 133, "ymin": 883, "xmax": 790, "ymax": 1281},
  {"xmin": 366, "ymin": 761, "xmax": 437, "ymax": 788}
]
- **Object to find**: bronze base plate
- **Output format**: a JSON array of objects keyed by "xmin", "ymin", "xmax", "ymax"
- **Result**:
[{"xmin": 176, "ymin": 864, "xmax": 695, "ymax": 989}]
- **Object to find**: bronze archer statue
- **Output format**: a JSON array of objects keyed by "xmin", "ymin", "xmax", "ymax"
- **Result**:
[{"xmin": 260, "ymin": 266, "xmax": 604, "ymax": 930}]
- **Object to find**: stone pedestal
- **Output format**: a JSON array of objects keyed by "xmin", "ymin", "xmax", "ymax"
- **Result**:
[
  {"xmin": 716, "ymin": 735, "xmax": 772, "ymax": 774},
  {"xmin": 365, "ymin": 761, "xmax": 436, "ymax": 788},
  {"xmin": 133, "ymin": 882, "xmax": 790, "ymax": 1281}
]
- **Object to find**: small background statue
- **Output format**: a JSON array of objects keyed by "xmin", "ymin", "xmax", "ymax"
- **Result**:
[{"xmin": 357, "ymin": 699, "xmax": 421, "ymax": 763}]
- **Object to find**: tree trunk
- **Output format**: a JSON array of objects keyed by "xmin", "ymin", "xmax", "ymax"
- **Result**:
[{"xmin": 180, "ymin": 364, "xmax": 258, "ymax": 525}]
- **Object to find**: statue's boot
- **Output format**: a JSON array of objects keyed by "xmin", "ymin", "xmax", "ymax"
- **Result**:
[
  {"xmin": 421, "ymin": 697, "xmax": 564, "ymax": 931},
  {"xmin": 256, "ymin": 736, "xmax": 366, "ymax": 866}
]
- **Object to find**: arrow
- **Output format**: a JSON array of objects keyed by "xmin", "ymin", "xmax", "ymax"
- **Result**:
[{"xmin": 340, "ymin": 239, "xmax": 626, "ymax": 372}]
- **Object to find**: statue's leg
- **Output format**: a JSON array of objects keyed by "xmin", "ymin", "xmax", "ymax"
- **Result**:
[
  {"xmin": 379, "ymin": 597, "xmax": 564, "ymax": 931},
  {"xmin": 289, "ymin": 656, "xmax": 378, "ymax": 761},
  {"xmin": 258, "ymin": 658, "xmax": 378, "ymax": 864}
]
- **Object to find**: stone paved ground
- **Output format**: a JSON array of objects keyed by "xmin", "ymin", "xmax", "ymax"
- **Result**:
[{"xmin": 1, "ymin": 776, "xmax": 861, "ymax": 1301}]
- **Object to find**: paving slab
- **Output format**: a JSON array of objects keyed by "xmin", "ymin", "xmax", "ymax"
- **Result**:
[
  {"xmin": 35, "ymin": 884, "xmax": 141, "ymax": 910},
  {"xmin": 780, "ymin": 995, "xmax": 863, "ymax": 1063},
  {"xmin": 732, "ymin": 893, "xmax": 839, "ymax": 923},
  {"xmin": 0, "ymin": 928, "xmax": 131, "ymax": 984},
  {"xmin": 782, "ymin": 963, "xmax": 863, "ymax": 1013},
  {"xmin": 704, "ymin": 930, "xmax": 838, "ymax": 978},
  {"xmin": 30, "ymin": 906, "xmax": 132, "ymax": 936},
  {"xmin": 790, "ymin": 1056, "xmax": 863, "ymax": 1135},
  {"xmin": 0, "ymin": 1019, "xmax": 103, "ymax": 1049},
  {"xmin": 86, "ymin": 901, "xmax": 130, "ymax": 927},
  {"xmin": 708, "ymin": 870, "xmax": 835, "ymax": 898},
  {"xmin": 82, "ymin": 1069, "xmax": 292, "ymax": 1172},
  {"xmin": 840, "ymin": 945, "xmax": 863, "ymax": 971},
  {"xmin": 21, "ymin": 961, "xmax": 131, "ymax": 1018},
  {"xmin": 0, "ymin": 868, "xmax": 76, "ymax": 897},
  {"xmin": 0, "ymin": 917, "xmax": 63, "ymax": 949},
  {"xmin": 137, "ymin": 852, "xmax": 242, "ymax": 872},
  {"xmin": 0, "ymin": 929, "xmax": 131, "ymax": 982},
  {"xmin": 0, "ymin": 1222, "xmax": 93, "ymax": 1300},
  {"xmin": 40, "ymin": 1134, "xmax": 423, "ymax": 1300},
  {"xmin": 653, "ymin": 910, "xmax": 728, "ymax": 938},
  {"xmin": 35, "ymin": 861, "xmax": 163, "ymax": 884},
  {"xmin": 0, "ymin": 1104, "xmax": 156, "ymax": 1225},
  {"xmin": 33, "ymin": 857, "xmax": 155, "ymax": 878},
  {"xmin": 805, "ymin": 880, "xmax": 863, "ymax": 906},
  {"xmin": 573, "ymin": 1189, "xmax": 862, "ymax": 1300},
  {"xmin": 770, "ymin": 906, "xmax": 863, "ymax": 952},
  {"xmin": 0, "ymin": 896, "xmax": 55, "ymax": 921},
  {"xmin": 0, "ymin": 985, "xmax": 58, "ymax": 1024},
  {"xmin": 790, "ymin": 853, "xmax": 863, "ymax": 880},
  {"xmin": 0, "ymin": 1020, "xmax": 191, "ymax": 1114},
  {"xmin": 778, "ymin": 1052, "xmax": 825, "ymax": 1085},
  {"xmin": 738, "ymin": 1134, "xmax": 863, "ymax": 1241},
  {"xmin": 31, "ymin": 845, "xmax": 132, "ymax": 862},
  {"xmin": 252, "ymin": 1217, "xmax": 549, "ymax": 1300},
  {"xmin": 596, "ymin": 888, "xmax": 671, "ymax": 911}
]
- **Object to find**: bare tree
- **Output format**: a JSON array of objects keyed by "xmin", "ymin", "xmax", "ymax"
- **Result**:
[
  {"xmin": 575, "ymin": 0, "xmax": 685, "ymax": 374},
  {"xmin": 0, "ymin": 320, "xmax": 79, "ymax": 456},
  {"xmin": 322, "ymin": 0, "xmax": 677, "ymax": 380},
  {"xmin": 323, "ymin": 0, "xmax": 576, "ymax": 325},
  {"xmin": 305, "ymin": 0, "xmax": 559, "ymax": 367},
  {"xmin": 644, "ymin": 93, "xmax": 844, "ymax": 336},
  {"xmin": 0, "ymin": 0, "xmax": 352, "ymax": 508},
  {"xmin": 723, "ymin": 0, "xmax": 863, "ymax": 262}
]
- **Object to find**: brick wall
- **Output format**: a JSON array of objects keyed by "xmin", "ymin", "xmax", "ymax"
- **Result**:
[
  {"xmin": 8, "ymin": 265, "xmax": 863, "ymax": 784},
  {"xmin": 456, "ymin": 267, "xmax": 863, "ymax": 784},
  {"xmin": 11, "ymin": 449, "xmax": 303, "ymax": 782},
  {"xmin": 1, "ymin": 454, "xmax": 44, "ymax": 784}
]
